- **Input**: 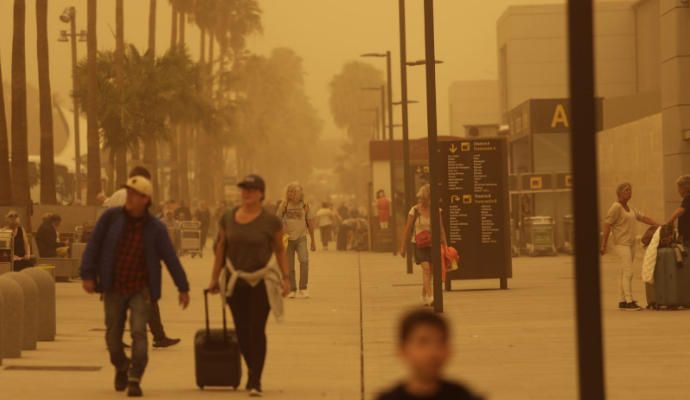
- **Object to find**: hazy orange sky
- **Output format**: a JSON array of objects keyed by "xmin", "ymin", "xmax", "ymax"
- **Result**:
[{"xmin": 1, "ymin": 0, "xmax": 564, "ymax": 140}]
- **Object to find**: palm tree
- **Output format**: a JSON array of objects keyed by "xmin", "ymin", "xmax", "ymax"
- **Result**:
[
  {"xmin": 36, "ymin": 0, "xmax": 56, "ymax": 204},
  {"xmin": 86, "ymin": 0, "xmax": 102, "ymax": 204},
  {"xmin": 144, "ymin": 0, "xmax": 160, "ymax": 198},
  {"xmin": 11, "ymin": 0, "xmax": 30, "ymax": 209},
  {"xmin": 114, "ymin": 0, "xmax": 127, "ymax": 186},
  {"xmin": 0, "ymin": 56, "xmax": 12, "ymax": 205}
]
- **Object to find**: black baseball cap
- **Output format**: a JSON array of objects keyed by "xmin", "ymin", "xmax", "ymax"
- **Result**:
[{"xmin": 237, "ymin": 174, "xmax": 266, "ymax": 193}]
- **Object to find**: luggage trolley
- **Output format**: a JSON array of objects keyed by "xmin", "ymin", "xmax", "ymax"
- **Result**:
[{"xmin": 179, "ymin": 221, "xmax": 202, "ymax": 258}]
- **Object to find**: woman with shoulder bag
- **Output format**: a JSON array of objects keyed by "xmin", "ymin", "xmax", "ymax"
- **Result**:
[
  {"xmin": 208, "ymin": 175, "xmax": 290, "ymax": 396},
  {"xmin": 399, "ymin": 184, "xmax": 446, "ymax": 306}
]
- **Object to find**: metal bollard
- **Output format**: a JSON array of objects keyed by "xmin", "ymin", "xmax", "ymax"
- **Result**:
[
  {"xmin": 5, "ymin": 272, "xmax": 39, "ymax": 351},
  {"xmin": 0, "ymin": 276, "xmax": 24, "ymax": 358},
  {"xmin": 22, "ymin": 268, "xmax": 56, "ymax": 341}
]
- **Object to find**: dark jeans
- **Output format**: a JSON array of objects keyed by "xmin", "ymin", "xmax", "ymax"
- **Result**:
[
  {"xmin": 148, "ymin": 301, "xmax": 166, "ymax": 342},
  {"xmin": 228, "ymin": 280, "xmax": 270, "ymax": 389},
  {"xmin": 104, "ymin": 289, "xmax": 151, "ymax": 381}
]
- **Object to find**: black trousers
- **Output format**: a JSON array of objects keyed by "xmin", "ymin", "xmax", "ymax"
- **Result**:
[{"xmin": 227, "ymin": 280, "xmax": 270, "ymax": 388}]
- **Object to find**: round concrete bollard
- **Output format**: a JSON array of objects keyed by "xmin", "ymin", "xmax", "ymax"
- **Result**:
[
  {"xmin": 22, "ymin": 268, "xmax": 56, "ymax": 341},
  {"xmin": 0, "ymin": 276, "xmax": 24, "ymax": 358},
  {"xmin": 5, "ymin": 272, "xmax": 39, "ymax": 351}
]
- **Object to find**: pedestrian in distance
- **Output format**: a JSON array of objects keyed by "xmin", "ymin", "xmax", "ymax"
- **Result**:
[
  {"xmin": 400, "ymin": 184, "xmax": 446, "ymax": 307},
  {"xmin": 376, "ymin": 309, "xmax": 483, "ymax": 400},
  {"xmin": 35, "ymin": 213, "xmax": 69, "ymax": 258},
  {"xmin": 104, "ymin": 166, "xmax": 183, "ymax": 349},
  {"xmin": 195, "ymin": 201, "xmax": 212, "ymax": 256},
  {"xmin": 665, "ymin": 175, "xmax": 690, "ymax": 247},
  {"xmin": 278, "ymin": 182, "xmax": 316, "ymax": 299},
  {"xmin": 316, "ymin": 202, "xmax": 336, "ymax": 250},
  {"xmin": 376, "ymin": 189, "xmax": 391, "ymax": 230},
  {"xmin": 600, "ymin": 182, "xmax": 659, "ymax": 311},
  {"xmin": 175, "ymin": 201, "xmax": 192, "ymax": 221},
  {"xmin": 208, "ymin": 174, "xmax": 290, "ymax": 397},
  {"xmin": 80, "ymin": 174, "xmax": 190, "ymax": 397},
  {"xmin": 5, "ymin": 210, "xmax": 34, "ymax": 271}
]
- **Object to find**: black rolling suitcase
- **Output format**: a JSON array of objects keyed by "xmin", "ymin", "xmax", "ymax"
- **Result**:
[{"xmin": 194, "ymin": 289, "xmax": 242, "ymax": 390}]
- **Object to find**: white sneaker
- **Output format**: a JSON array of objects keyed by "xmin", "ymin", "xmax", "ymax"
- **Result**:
[
  {"xmin": 249, "ymin": 388, "xmax": 263, "ymax": 397},
  {"xmin": 299, "ymin": 290, "xmax": 310, "ymax": 299},
  {"xmin": 288, "ymin": 291, "xmax": 296, "ymax": 299}
]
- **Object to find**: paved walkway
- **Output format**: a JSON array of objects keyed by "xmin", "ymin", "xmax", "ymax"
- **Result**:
[{"xmin": 1, "ymin": 248, "xmax": 690, "ymax": 399}]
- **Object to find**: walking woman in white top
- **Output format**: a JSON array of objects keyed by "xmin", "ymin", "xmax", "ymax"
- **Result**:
[
  {"xmin": 399, "ymin": 184, "xmax": 446, "ymax": 306},
  {"xmin": 600, "ymin": 183, "xmax": 659, "ymax": 311}
]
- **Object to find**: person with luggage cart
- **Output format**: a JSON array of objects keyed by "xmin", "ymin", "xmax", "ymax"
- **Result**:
[
  {"xmin": 81, "ymin": 175, "xmax": 190, "ymax": 397},
  {"xmin": 208, "ymin": 174, "xmax": 290, "ymax": 397},
  {"xmin": 600, "ymin": 183, "xmax": 659, "ymax": 311}
]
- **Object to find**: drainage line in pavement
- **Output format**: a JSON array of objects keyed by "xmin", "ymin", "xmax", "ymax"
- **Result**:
[{"xmin": 358, "ymin": 251, "xmax": 365, "ymax": 400}]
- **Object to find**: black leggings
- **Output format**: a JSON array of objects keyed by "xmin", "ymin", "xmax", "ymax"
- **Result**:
[{"xmin": 227, "ymin": 280, "xmax": 270, "ymax": 388}]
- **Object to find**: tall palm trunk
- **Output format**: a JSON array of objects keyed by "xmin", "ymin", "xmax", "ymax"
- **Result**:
[
  {"xmin": 0, "ymin": 57, "xmax": 12, "ymax": 205},
  {"xmin": 167, "ymin": 3, "xmax": 179, "ymax": 201},
  {"xmin": 11, "ymin": 0, "xmax": 30, "ymax": 212},
  {"xmin": 197, "ymin": 29, "xmax": 211, "ymax": 204},
  {"xmin": 86, "ymin": 0, "xmax": 101, "ymax": 204},
  {"xmin": 178, "ymin": 11, "xmax": 190, "ymax": 204},
  {"xmin": 144, "ymin": 0, "xmax": 160, "ymax": 199},
  {"xmin": 36, "ymin": 0, "xmax": 56, "ymax": 204},
  {"xmin": 114, "ymin": 0, "xmax": 127, "ymax": 186}
]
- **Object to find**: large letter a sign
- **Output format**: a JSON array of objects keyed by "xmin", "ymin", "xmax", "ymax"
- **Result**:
[{"xmin": 551, "ymin": 104, "xmax": 570, "ymax": 129}]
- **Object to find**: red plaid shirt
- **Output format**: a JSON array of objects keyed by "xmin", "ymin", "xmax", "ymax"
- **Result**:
[{"xmin": 113, "ymin": 216, "xmax": 148, "ymax": 295}]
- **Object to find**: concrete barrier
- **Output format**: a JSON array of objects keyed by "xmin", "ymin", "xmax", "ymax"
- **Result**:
[
  {"xmin": 5, "ymin": 272, "xmax": 39, "ymax": 350},
  {"xmin": 0, "ymin": 276, "xmax": 24, "ymax": 358},
  {"xmin": 22, "ymin": 268, "xmax": 56, "ymax": 341},
  {"xmin": 0, "ymin": 286, "xmax": 3, "ymax": 365}
]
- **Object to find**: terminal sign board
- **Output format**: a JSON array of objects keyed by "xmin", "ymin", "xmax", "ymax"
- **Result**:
[{"xmin": 439, "ymin": 138, "xmax": 512, "ymax": 285}]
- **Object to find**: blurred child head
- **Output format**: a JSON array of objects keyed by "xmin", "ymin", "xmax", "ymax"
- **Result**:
[{"xmin": 398, "ymin": 309, "xmax": 451, "ymax": 382}]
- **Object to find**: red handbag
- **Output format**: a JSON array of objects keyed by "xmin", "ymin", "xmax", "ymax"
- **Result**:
[{"xmin": 415, "ymin": 231, "xmax": 432, "ymax": 248}]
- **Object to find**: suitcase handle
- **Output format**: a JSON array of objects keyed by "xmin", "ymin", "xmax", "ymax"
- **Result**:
[{"xmin": 203, "ymin": 289, "xmax": 228, "ymax": 339}]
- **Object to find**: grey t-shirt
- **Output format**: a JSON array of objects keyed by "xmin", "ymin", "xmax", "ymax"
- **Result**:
[
  {"xmin": 220, "ymin": 208, "xmax": 282, "ymax": 272},
  {"xmin": 280, "ymin": 201, "xmax": 316, "ymax": 240}
]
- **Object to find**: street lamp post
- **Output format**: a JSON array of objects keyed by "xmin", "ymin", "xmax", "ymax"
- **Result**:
[
  {"xmin": 422, "ymin": 0, "xmax": 443, "ymax": 313},
  {"xmin": 362, "ymin": 51, "xmax": 398, "ymax": 255},
  {"xmin": 398, "ymin": 0, "xmax": 415, "ymax": 274},
  {"xmin": 362, "ymin": 86, "xmax": 386, "ymax": 140},
  {"xmin": 59, "ymin": 7, "xmax": 86, "ymax": 202}
]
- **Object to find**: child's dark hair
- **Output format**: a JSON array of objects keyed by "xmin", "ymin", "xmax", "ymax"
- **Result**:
[{"xmin": 399, "ymin": 309, "xmax": 450, "ymax": 343}]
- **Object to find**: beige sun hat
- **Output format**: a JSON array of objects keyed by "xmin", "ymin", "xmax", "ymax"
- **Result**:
[{"xmin": 124, "ymin": 176, "xmax": 153, "ymax": 198}]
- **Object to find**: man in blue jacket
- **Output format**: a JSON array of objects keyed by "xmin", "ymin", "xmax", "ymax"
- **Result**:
[{"xmin": 81, "ymin": 175, "xmax": 190, "ymax": 397}]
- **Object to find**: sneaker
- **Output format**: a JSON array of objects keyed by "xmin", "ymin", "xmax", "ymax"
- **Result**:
[
  {"xmin": 620, "ymin": 301, "xmax": 641, "ymax": 311},
  {"xmin": 126, "ymin": 381, "xmax": 143, "ymax": 397},
  {"xmin": 114, "ymin": 370, "xmax": 128, "ymax": 392},
  {"xmin": 153, "ymin": 337, "xmax": 181, "ymax": 348},
  {"xmin": 249, "ymin": 388, "xmax": 263, "ymax": 397},
  {"xmin": 299, "ymin": 290, "xmax": 310, "ymax": 299},
  {"xmin": 288, "ymin": 291, "xmax": 296, "ymax": 299}
]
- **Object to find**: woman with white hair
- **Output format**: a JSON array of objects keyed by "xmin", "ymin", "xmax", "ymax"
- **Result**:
[
  {"xmin": 277, "ymin": 182, "xmax": 316, "ymax": 299},
  {"xmin": 399, "ymin": 184, "xmax": 446, "ymax": 306},
  {"xmin": 665, "ymin": 175, "xmax": 690, "ymax": 245},
  {"xmin": 6, "ymin": 210, "xmax": 33, "ymax": 271},
  {"xmin": 601, "ymin": 182, "xmax": 659, "ymax": 311}
]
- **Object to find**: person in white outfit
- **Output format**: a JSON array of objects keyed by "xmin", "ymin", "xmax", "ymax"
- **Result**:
[{"xmin": 600, "ymin": 183, "xmax": 658, "ymax": 311}]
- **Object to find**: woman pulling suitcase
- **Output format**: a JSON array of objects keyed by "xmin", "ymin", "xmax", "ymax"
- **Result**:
[{"xmin": 208, "ymin": 174, "xmax": 290, "ymax": 397}]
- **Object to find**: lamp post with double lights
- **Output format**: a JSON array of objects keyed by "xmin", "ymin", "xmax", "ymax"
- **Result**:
[
  {"xmin": 362, "ymin": 51, "xmax": 398, "ymax": 254},
  {"xmin": 58, "ymin": 7, "xmax": 87, "ymax": 201}
]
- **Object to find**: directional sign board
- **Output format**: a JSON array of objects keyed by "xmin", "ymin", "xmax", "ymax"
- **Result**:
[{"xmin": 439, "ymin": 138, "xmax": 512, "ymax": 287}]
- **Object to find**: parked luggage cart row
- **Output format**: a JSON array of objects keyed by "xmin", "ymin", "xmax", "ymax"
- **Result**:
[{"xmin": 166, "ymin": 221, "xmax": 203, "ymax": 258}]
